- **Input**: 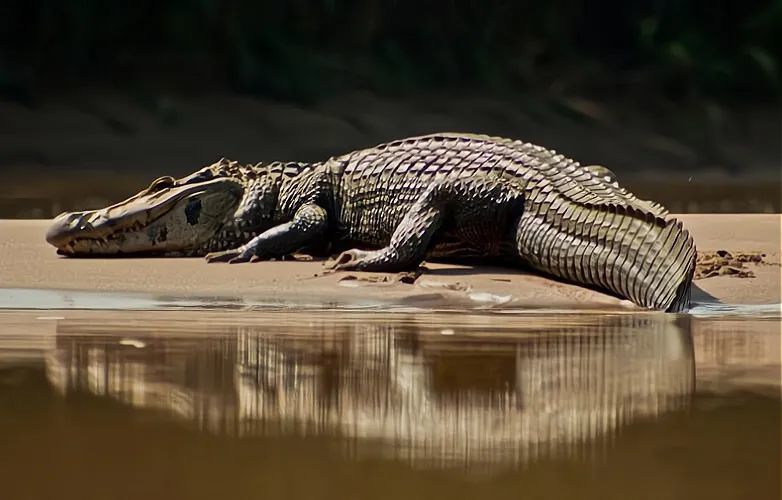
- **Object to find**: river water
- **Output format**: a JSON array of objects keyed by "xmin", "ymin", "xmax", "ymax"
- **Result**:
[{"xmin": 0, "ymin": 308, "xmax": 779, "ymax": 499}]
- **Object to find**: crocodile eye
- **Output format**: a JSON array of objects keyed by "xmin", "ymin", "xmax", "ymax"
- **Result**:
[{"xmin": 148, "ymin": 176, "xmax": 175, "ymax": 192}]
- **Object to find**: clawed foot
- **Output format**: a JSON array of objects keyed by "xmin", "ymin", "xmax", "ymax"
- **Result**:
[
  {"xmin": 207, "ymin": 245, "xmax": 388, "ymax": 271},
  {"xmin": 327, "ymin": 249, "xmax": 373, "ymax": 271},
  {"xmin": 206, "ymin": 246, "xmax": 259, "ymax": 264}
]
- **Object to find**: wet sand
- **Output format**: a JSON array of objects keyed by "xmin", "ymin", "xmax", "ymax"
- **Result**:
[{"xmin": 1, "ymin": 214, "xmax": 779, "ymax": 310}]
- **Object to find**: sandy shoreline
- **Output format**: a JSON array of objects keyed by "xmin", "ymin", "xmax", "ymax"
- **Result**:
[{"xmin": 1, "ymin": 214, "xmax": 779, "ymax": 310}]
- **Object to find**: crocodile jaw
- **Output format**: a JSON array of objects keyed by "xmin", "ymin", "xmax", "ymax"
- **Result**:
[{"xmin": 46, "ymin": 178, "xmax": 243, "ymax": 256}]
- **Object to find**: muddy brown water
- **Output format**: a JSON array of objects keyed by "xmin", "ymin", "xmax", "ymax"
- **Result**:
[{"xmin": 0, "ymin": 309, "xmax": 779, "ymax": 499}]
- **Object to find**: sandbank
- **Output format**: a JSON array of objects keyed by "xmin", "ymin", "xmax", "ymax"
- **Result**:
[{"xmin": 0, "ymin": 214, "xmax": 779, "ymax": 310}]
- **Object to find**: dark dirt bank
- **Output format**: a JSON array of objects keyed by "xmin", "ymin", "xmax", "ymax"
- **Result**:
[{"xmin": 0, "ymin": 89, "xmax": 779, "ymax": 217}]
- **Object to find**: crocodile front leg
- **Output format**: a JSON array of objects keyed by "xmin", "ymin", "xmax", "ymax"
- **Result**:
[{"xmin": 206, "ymin": 203, "xmax": 327, "ymax": 264}]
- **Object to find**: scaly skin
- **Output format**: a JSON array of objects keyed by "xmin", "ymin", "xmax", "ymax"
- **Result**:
[{"xmin": 46, "ymin": 133, "xmax": 696, "ymax": 311}]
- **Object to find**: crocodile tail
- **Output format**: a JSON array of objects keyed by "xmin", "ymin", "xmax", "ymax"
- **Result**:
[
  {"xmin": 666, "ymin": 257, "xmax": 695, "ymax": 312},
  {"xmin": 516, "ymin": 207, "xmax": 697, "ymax": 312},
  {"xmin": 631, "ymin": 217, "xmax": 697, "ymax": 311}
]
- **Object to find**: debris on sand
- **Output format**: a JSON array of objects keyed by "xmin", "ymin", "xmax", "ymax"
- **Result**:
[{"xmin": 695, "ymin": 250, "xmax": 770, "ymax": 279}]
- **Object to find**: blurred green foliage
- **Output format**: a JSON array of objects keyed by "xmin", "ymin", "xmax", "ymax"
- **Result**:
[{"xmin": 0, "ymin": 0, "xmax": 779, "ymax": 102}]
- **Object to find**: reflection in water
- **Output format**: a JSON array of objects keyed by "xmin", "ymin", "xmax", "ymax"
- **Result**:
[{"xmin": 44, "ymin": 313, "xmax": 694, "ymax": 468}]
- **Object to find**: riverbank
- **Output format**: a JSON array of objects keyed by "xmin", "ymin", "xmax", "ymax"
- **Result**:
[{"xmin": 1, "ymin": 214, "xmax": 778, "ymax": 310}]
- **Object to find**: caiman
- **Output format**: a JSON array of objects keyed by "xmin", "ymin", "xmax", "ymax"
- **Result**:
[{"xmin": 45, "ymin": 133, "xmax": 696, "ymax": 312}]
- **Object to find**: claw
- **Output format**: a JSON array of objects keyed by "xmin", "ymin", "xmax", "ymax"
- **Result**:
[
  {"xmin": 206, "ymin": 248, "xmax": 249, "ymax": 263},
  {"xmin": 228, "ymin": 253, "xmax": 253, "ymax": 264},
  {"xmin": 205, "ymin": 250, "xmax": 236, "ymax": 263},
  {"xmin": 328, "ymin": 249, "xmax": 369, "ymax": 271}
]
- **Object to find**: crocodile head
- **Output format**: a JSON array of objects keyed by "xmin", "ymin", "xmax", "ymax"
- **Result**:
[{"xmin": 46, "ymin": 161, "xmax": 255, "ymax": 257}]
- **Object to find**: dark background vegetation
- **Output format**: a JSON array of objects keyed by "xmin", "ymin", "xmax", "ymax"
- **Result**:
[
  {"xmin": 2, "ymin": 0, "xmax": 781, "ymax": 100},
  {"xmin": 2, "ymin": 0, "xmax": 780, "ymax": 101},
  {"xmin": 0, "ymin": 0, "xmax": 780, "ymax": 215}
]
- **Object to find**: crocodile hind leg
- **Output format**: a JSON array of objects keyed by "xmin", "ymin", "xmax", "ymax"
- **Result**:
[
  {"xmin": 330, "ymin": 178, "xmax": 523, "ymax": 272},
  {"xmin": 331, "ymin": 184, "xmax": 448, "ymax": 272},
  {"xmin": 206, "ymin": 203, "xmax": 327, "ymax": 263}
]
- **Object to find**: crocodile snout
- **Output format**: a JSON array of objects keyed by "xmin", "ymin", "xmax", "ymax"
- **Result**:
[{"xmin": 46, "ymin": 212, "xmax": 91, "ymax": 247}]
